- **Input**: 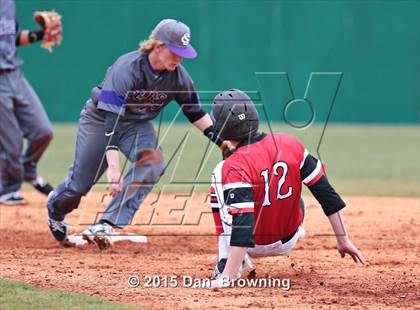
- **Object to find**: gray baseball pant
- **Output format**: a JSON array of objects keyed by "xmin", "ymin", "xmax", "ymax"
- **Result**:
[
  {"xmin": 0, "ymin": 69, "xmax": 53, "ymax": 194},
  {"xmin": 47, "ymin": 100, "xmax": 165, "ymax": 227}
]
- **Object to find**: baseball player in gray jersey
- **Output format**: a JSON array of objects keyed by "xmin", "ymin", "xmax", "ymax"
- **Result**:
[
  {"xmin": 47, "ymin": 19, "xmax": 224, "ymax": 249},
  {"xmin": 0, "ymin": 0, "xmax": 55, "ymax": 205}
]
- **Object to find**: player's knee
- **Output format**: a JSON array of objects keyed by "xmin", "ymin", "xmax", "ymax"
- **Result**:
[
  {"xmin": 147, "ymin": 162, "xmax": 166, "ymax": 183},
  {"xmin": 8, "ymin": 166, "xmax": 24, "ymax": 179},
  {"xmin": 42, "ymin": 131, "xmax": 53, "ymax": 147},
  {"xmin": 31, "ymin": 121, "xmax": 53, "ymax": 140},
  {"xmin": 136, "ymin": 148, "xmax": 164, "ymax": 165},
  {"xmin": 32, "ymin": 129, "xmax": 53, "ymax": 148},
  {"xmin": 50, "ymin": 189, "xmax": 82, "ymax": 215},
  {"xmin": 41, "ymin": 129, "xmax": 53, "ymax": 142},
  {"xmin": 70, "ymin": 183, "xmax": 92, "ymax": 196},
  {"xmin": 154, "ymin": 161, "xmax": 166, "ymax": 179},
  {"xmin": 135, "ymin": 149, "xmax": 165, "ymax": 182}
]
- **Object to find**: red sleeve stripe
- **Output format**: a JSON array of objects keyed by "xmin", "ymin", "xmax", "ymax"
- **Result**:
[
  {"xmin": 302, "ymin": 160, "xmax": 322, "ymax": 184},
  {"xmin": 305, "ymin": 162, "xmax": 326, "ymax": 186},
  {"xmin": 227, "ymin": 208, "xmax": 254, "ymax": 215}
]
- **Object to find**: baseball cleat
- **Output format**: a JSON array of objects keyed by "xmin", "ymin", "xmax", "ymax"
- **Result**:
[
  {"xmin": 82, "ymin": 223, "xmax": 114, "ymax": 250},
  {"xmin": 81, "ymin": 226, "xmax": 96, "ymax": 244},
  {"xmin": 243, "ymin": 253, "xmax": 254, "ymax": 270},
  {"xmin": 211, "ymin": 258, "xmax": 227, "ymax": 280},
  {"xmin": 211, "ymin": 254, "xmax": 254, "ymax": 280},
  {"xmin": 0, "ymin": 191, "xmax": 27, "ymax": 206},
  {"xmin": 48, "ymin": 217, "xmax": 68, "ymax": 242},
  {"xmin": 94, "ymin": 235, "xmax": 113, "ymax": 250},
  {"xmin": 30, "ymin": 176, "xmax": 54, "ymax": 196}
]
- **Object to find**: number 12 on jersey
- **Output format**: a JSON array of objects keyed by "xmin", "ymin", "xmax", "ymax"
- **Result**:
[{"xmin": 260, "ymin": 161, "xmax": 293, "ymax": 207}]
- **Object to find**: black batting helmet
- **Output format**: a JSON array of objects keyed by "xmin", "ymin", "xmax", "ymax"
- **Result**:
[{"xmin": 211, "ymin": 89, "xmax": 259, "ymax": 141}]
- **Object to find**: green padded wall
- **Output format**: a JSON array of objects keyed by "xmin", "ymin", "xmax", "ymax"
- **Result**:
[{"xmin": 14, "ymin": 0, "xmax": 419, "ymax": 123}]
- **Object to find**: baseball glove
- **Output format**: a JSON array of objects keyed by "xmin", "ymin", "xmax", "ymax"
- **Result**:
[{"xmin": 34, "ymin": 10, "xmax": 63, "ymax": 52}]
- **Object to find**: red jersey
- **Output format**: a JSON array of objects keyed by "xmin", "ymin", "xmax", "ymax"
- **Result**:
[{"xmin": 220, "ymin": 132, "xmax": 325, "ymax": 245}]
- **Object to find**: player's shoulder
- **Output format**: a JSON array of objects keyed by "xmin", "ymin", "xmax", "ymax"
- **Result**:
[
  {"xmin": 114, "ymin": 51, "xmax": 142, "ymax": 69},
  {"xmin": 109, "ymin": 51, "xmax": 142, "ymax": 80},
  {"xmin": 175, "ymin": 63, "xmax": 190, "ymax": 77},
  {"xmin": 257, "ymin": 133, "xmax": 305, "ymax": 161},
  {"xmin": 223, "ymin": 151, "xmax": 250, "ymax": 174},
  {"xmin": 270, "ymin": 132, "xmax": 303, "ymax": 147},
  {"xmin": 221, "ymin": 156, "xmax": 252, "ymax": 184},
  {"xmin": 114, "ymin": 50, "xmax": 139, "ymax": 61},
  {"xmin": 173, "ymin": 63, "xmax": 194, "ymax": 87},
  {"xmin": 223, "ymin": 154, "xmax": 247, "ymax": 169}
]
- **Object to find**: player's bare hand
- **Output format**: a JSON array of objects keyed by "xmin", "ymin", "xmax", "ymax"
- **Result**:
[
  {"xmin": 106, "ymin": 165, "xmax": 122, "ymax": 197},
  {"xmin": 337, "ymin": 238, "xmax": 366, "ymax": 264}
]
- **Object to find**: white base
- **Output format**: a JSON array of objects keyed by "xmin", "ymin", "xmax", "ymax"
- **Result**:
[{"xmin": 67, "ymin": 233, "xmax": 148, "ymax": 246}]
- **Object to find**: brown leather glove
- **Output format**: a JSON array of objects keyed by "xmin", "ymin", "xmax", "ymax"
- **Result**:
[{"xmin": 34, "ymin": 10, "xmax": 63, "ymax": 52}]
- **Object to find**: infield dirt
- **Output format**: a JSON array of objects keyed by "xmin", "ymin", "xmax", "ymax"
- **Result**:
[{"xmin": 0, "ymin": 192, "xmax": 419, "ymax": 309}]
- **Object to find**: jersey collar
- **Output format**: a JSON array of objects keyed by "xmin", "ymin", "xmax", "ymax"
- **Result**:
[
  {"xmin": 236, "ymin": 132, "xmax": 267, "ymax": 150},
  {"xmin": 144, "ymin": 54, "xmax": 168, "ymax": 81}
]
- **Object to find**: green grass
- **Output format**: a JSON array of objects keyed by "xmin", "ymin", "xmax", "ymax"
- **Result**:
[
  {"xmin": 0, "ymin": 279, "xmax": 143, "ymax": 310},
  {"xmin": 33, "ymin": 123, "xmax": 419, "ymax": 197}
]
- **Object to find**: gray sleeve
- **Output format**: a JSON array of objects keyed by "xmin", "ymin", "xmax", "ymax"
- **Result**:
[
  {"xmin": 175, "ymin": 71, "xmax": 207, "ymax": 123},
  {"xmin": 15, "ymin": 19, "xmax": 20, "ymax": 40},
  {"xmin": 97, "ymin": 63, "xmax": 134, "ymax": 115}
]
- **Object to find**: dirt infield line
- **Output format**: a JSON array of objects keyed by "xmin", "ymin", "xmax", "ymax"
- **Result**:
[{"xmin": 0, "ymin": 192, "xmax": 419, "ymax": 309}]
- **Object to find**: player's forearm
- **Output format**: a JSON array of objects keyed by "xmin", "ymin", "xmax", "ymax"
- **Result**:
[
  {"xmin": 105, "ymin": 149, "xmax": 120, "ymax": 170},
  {"xmin": 222, "ymin": 246, "xmax": 248, "ymax": 279},
  {"xmin": 104, "ymin": 111, "xmax": 121, "ymax": 151},
  {"xmin": 16, "ymin": 29, "xmax": 44, "ymax": 46},
  {"xmin": 192, "ymin": 113, "xmax": 213, "ymax": 132},
  {"xmin": 327, "ymin": 210, "xmax": 349, "ymax": 242}
]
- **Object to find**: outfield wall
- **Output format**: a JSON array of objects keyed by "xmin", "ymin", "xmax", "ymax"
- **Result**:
[{"xmin": 15, "ymin": 0, "xmax": 419, "ymax": 123}]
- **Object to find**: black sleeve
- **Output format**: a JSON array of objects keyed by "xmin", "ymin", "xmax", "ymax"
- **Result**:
[
  {"xmin": 177, "ymin": 91, "xmax": 207, "ymax": 123},
  {"xmin": 300, "ymin": 154, "xmax": 319, "ymax": 181},
  {"xmin": 230, "ymin": 212, "xmax": 255, "ymax": 248},
  {"xmin": 308, "ymin": 175, "xmax": 346, "ymax": 216},
  {"xmin": 175, "ymin": 72, "xmax": 207, "ymax": 123},
  {"xmin": 104, "ymin": 111, "xmax": 121, "ymax": 151}
]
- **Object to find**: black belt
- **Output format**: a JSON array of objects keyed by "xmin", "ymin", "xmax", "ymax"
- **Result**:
[
  {"xmin": 0, "ymin": 68, "xmax": 16, "ymax": 75},
  {"xmin": 281, "ymin": 228, "xmax": 299, "ymax": 244}
]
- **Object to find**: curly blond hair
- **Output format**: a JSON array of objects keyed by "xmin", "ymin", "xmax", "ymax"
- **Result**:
[{"xmin": 139, "ymin": 35, "xmax": 164, "ymax": 54}]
